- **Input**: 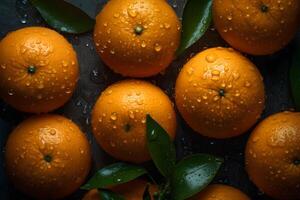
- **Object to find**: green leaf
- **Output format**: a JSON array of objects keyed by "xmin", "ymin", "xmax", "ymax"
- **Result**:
[
  {"xmin": 171, "ymin": 154, "xmax": 223, "ymax": 200},
  {"xmin": 30, "ymin": 0, "xmax": 95, "ymax": 33},
  {"xmin": 98, "ymin": 189, "xmax": 125, "ymax": 200},
  {"xmin": 146, "ymin": 115, "xmax": 176, "ymax": 178},
  {"xmin": 81, "ymin": 163, "xmax": 147, "ymax": 190},
  {"xmin": 290, "ymin": 38, "xmax": 300, "ymax": 110},
  {"xmin": 177, "ymin": 0, "xmax": 212, "ymax": 55}
]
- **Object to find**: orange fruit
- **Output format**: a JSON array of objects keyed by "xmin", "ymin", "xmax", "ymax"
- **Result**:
[
  {"xmin": 0, "ymin": 26, "xmax": 79, "ymax": 113},
  {"xmin": 213, "ymin": 0, "xmax": 300, "ymax": 55},
  {"xmin": 91, "ymin": 79, "xmax": 176, "ymax": 163},
  {"xmin": 5, "ymin": 114, "xmax": 91, "ymax": 199},
  {"xmin": 82, "ymin": 179, "xmax": 157, "ymax": 200},
  {"xmin": 245, "ymin": 111, "xmax": 300, "ymax": 199},
  {"xmin": 175, "ymin": 47, "xmax": 265, "ymax": 138},
  {"xmin": 93, "ymin": 0, "xmax": 181, "ymax": 77},
  {"xmin": 190, "ymin": 184, "xmax": 250, "ymax": 200}
]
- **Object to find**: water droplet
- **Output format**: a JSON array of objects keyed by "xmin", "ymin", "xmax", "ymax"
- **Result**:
[
  {"xmin": 164, "ymin": 23, "xmax": 170, "ymax": 29},
  {"xmin": 1, "ymin": 64, "xmax": 6, "ymax": 69},
  {"xmin": 115, "ymin": 178, "xmax": 122, "ymax": 183},
  {"xmin": 50, "ymin": 129, "xmax": 56, "ymax": 135},
  {"xmin": 212, "ymin": 70, "xmax": 220, "ymax": 76},
  {"xmin": 149, "ymin": 130, "xmax": 158, "ymax": 141},
  {"xmin": 8, "ymin": 89, "xmax": 14, "ymax": 96},
  {"xmin": 206, "ymin": 54, "xmax": 217, "ymax": 63},
  {"xmin": 227, "ymin": 15, "xmax": 232, "ymax": 20},
  {"xmin": 62, "ymin": 60, "xmax": 68, "ymax": 67},
  {"xmin": 141, "ymin": 41, "xmax": 147, "ymax": 48},
  {"xmin": 129, "ymin": 111, "xmax": 135, "ymax": 119},
  {"xmin": 245, "ymin": 81, "xmax": 251, "ymax": 87},
  {"xmin": 213, "ymin": 96, "xmax": 219, "ymax": 101},
  {"xmin": 20, "ymin": 18, "xmax": 27, "ymax": 24},
  {"xmin": 110, "ymin": 142, "xmax": 116, "ymax": 147},
  {"xmin": 110, "ymin": 112, "xmax": 117, "ymax": 121},
  {"xmin": 154, "ymin": 44, "xmax": 162, "ymax": 52},
  {"xmin": 187, "ymin": 68, "xmax": 194, "ymax": 75},
  {"xmin": 128, "ymin": 9, "xmax": 137, "ymax": 17}
]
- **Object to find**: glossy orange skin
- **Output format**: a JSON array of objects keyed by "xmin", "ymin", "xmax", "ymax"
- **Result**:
[
  {"xmin": 190, "ymin": 184, "xmax": 250, "ymax": 200},
  {"xmin": 246, "ymin": 111, "xmax": 300, "ymax": 200},
  {"xmin": 5, "ymin": 115, "xmax": 91, "ymax": 199},
  {"xmin": 92, "ymin": 79, "xmax": 176, "ymax": 163},
  {"xmin": 0, "ymin": 27, "xmax": 79, "ymax": 113},
  {"xmin": 82, "ymin": 179, "xmax": 157, "ymax": 200},
  {"xmin": 93, "ymin": 0, "xmax": 181, "ymax": 77},
  {"xmin": 175, "ymin": 47, "xmax": 265, "ymax": 138},
  {"xmin": 213, "ymin": 0, "xmax": 300, "ymax": 55}
]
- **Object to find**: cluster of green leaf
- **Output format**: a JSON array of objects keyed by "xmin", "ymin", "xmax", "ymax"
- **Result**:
[{"xmin": 81, "ymin": 115, "xmax": 223, "ymax": 200}]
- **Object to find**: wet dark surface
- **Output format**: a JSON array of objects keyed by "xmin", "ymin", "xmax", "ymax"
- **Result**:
[{"xmin": 0, "ymin": 0, "xmax": 299, "ymax": 199}]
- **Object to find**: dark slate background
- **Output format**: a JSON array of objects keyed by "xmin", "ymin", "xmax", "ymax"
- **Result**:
[{"xmin": 0, "ymin": 0, "xmax": 299, "ymax": 199}]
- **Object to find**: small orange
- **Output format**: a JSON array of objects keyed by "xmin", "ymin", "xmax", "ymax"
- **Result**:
[
  {"xmin": 5, "ymin": 115, "xmax": 91, "ymax": 199},
  {"xmin": 0, "ymin": 27, "xmax": 79, "ymax": 113},
  {"xmin": 82, "ymin": 179, "xmax": 157, "ymax": 200},
  {"xmin": 91, "ymin": 79, "xmax": 176, "ymax": 163},
  {"xmin": 213, "ymin": 0, "xmax": 300, "ymax": 55},
  {"xmin": 175, "ymin": 47, "xmax": 265, "ymax": 138},
  {"xmin": 190, "ymin": 184, "xmax": 250, "ymax": 200},
  {"xmin": 246, "ymin": 111, "xmax": 300, "ymax": 199},
  {"xmin": 93, "ymin": 0, "xmax": 181, "ymax": 77}
]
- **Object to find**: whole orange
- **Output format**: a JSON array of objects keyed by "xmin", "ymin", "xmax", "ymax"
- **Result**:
[
  {"xmin": 190, "ymin": 184, "xmax": 250, "ymax": 200},
  {"xmin": 5, "ymin": 115, "xmax": 91, "ymax": 199},
  {"xmin": 213, "ymin": 0, "xmax": 300, "ymax": 55},
  {"xmin": 91, "ymin": 79, "xmax": 176, "ymax": 163},
  {"xmin": 0, "ymin": 27, "xmax": 79, "ymax": 113},
  {"xmin": 245, "ymin": 111, "xmax": 300, "ymax": 199},
  {"xmin": 82, "ymin": 179, "xmax": 157, "ymax": 200},
  {"xmin": 93, "ymin": 0, "xmax": 181, "ymax": 77},
  {"xmin": 175, "ymin": 47, "xmax": 265, "ymax": 138}
]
